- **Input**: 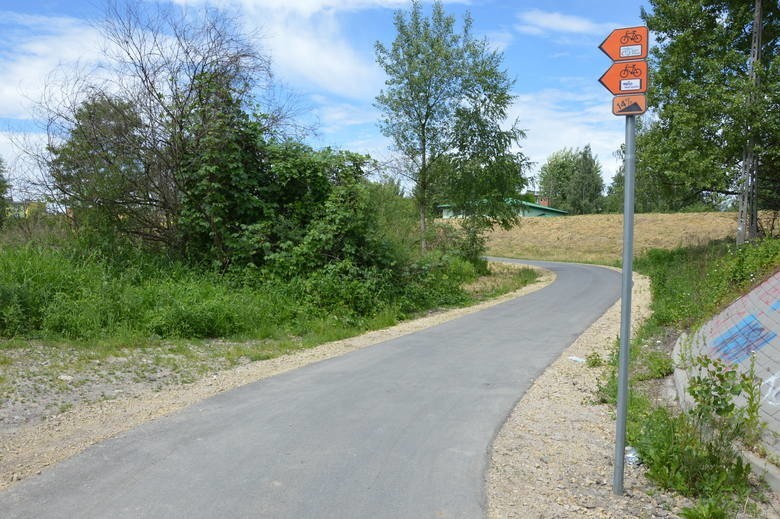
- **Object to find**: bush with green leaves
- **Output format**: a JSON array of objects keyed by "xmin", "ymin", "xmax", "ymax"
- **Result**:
[{"xmin": 635, "ymin": 354, "xmax": 762, "ymax": 516}]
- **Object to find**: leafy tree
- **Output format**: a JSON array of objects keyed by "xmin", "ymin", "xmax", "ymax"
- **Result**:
[
  {"xmin": 538, "ymin": 148, "xmax": 577, "ymax": 210},
  {"xmin": 375, "ymin": 0, "xmax": 528, "ymax": 251},
  {"xmin": 566, "ymin": 145, "xmax": 604, "ymax": 215},
  {"xmin": 49, "ymin": 95, "xmax": 153, "ymax": 241},
  {"xmin": 538, "ymin": 146, "xmax": 604, "ymax": 214},
  {"xmin": 604, "ymin": 144, "xmax": 717, "ymax": 213},
  {"xmin": 640, "ymin": 0, "xmax": 780, "ymax": 222},
  {"xmin": 0, "ymin": 157, "xmax": 9, "ymax": 229},
  {"xmin": 42, "ymin": 2, "xmax": 277, "ymax": 255}
]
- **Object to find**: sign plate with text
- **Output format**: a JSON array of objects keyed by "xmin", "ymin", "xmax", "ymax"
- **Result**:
[
  {"xmin": 599, "ymin": 26, "xmax": 648, "ymax": 62},
  {"xmin": 599, "ymin": 60, "xmax": 648, "ymax": 95},
  {"xmin": 612, "ymin": 94, "xmax": 647, "ymax": 116}
]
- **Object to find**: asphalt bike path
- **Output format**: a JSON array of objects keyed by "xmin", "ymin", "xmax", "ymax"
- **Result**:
[{"xmin": 0, "ymin": 260, "xmax": 621, "ymax": 518}]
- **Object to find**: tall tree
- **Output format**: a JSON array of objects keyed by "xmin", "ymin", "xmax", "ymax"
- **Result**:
[
  {"xmin": 641, "ymin": 0, "xmax": 779, "ymax": 234},
  {"xmin": 538, "ymin": 146, "xmax": 604, "ymax": 214},
  {"xmin": 566, "ymin": 145, "xmax": 604, "ymax": 215},
  {"xmin": 538, "ymin": 148, "xmax": 577, "ymax": 210},
  {"xmin": 375, "ymin": 0, "xmax": 527, "ymax": 250}
]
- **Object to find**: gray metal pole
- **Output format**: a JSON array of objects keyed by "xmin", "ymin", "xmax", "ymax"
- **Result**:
[{"xmin": 613, "ymin": 114, "xmax": 636, "ymax": 495}]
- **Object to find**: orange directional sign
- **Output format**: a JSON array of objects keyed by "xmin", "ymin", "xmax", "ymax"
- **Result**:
[
  {"xmin": 612, "ymin": 94, "xmax": 647, "ymax": 116},
  {"xmin": 599, "ymin": 26, "xmax": 648, "ymax": 61},
  {"xmin": 599, "ymin": 60, "xmax": 648, "ymax": 95}
]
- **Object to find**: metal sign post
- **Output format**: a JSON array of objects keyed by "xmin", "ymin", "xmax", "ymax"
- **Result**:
[
  {"xmin": 598, "ymin": 25, "xmax": 648, "ymax": 495},
  {"xmin": 613, "ymin": 115, "xmax": 636, "ymax": 495}
]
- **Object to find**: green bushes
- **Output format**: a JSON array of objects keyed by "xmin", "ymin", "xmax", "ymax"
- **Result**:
[
  {"xmin": 636, "ymin": 355, "xmax": 761, "ymax": 506},
  {"xmin": 0, "ymin": 243, "xmax": 480, "ymax": 341}
]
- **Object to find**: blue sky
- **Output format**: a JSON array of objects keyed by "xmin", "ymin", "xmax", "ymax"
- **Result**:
[{"xmin": 0, "ymin": 0, "xmax": 651, "ymax": 193}]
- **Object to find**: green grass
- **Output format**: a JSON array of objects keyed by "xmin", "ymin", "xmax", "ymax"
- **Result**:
[
  {"xmin": 598, "ymin": 237, "xmax": 780, "ymax": 517},
  {"xmin": 0, "ymin": 245, "xmax": 482, "ymax": 343}
]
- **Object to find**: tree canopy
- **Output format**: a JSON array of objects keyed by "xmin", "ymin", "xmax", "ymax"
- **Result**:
[
  {"xmin": 639, "ymin": 0, "xmax": 780, "ymax": 221},
  {"xmin": 538, "ymin": 146, "xmax": 604, "ymax": 215},
  {"xmin": 375, "ymin": 0, "xmax": 528, "ymax": 250}
]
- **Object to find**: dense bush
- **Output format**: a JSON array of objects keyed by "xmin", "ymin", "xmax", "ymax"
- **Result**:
[{"xmin": 0, "ymin": 243, "xmax": 479, "ymax": 341}]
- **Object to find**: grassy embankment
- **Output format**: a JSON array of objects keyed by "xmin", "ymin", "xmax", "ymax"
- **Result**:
[{"xmin": 605, "ymin": 237, "xmax": 779, "ymax": 516}]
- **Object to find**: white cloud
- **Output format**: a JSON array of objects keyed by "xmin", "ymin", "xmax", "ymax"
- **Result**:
[
  {"xmin": 0, "ymin": 13, "xmax": 105, "ymax": 119},
  {"xmin": 0, "ymin": 131, "xmax": 50, "ymax": 198},
  {"xmin": 174, "ymin": 0, "xmax": 469, "ymax": 17},
  {"xmin": 254, "ymin": 8, "xmax": 384, "ymax": 100},
  {"xmin": 510, "ymin": 88, "xmax": 624, "ymax": 184},
  {"xmin": 483, "ymin": 29, "xmax": 514, "ymax": 52},
  {"xmin": 311, "ymin": 97, "xmax": 378, "ymax": 133},
  {"xmin": 516, "ymin": 9, "xmax": 614, "ymax": 37}
]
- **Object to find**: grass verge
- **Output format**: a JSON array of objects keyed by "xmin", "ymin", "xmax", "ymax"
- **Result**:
[{"xmin": 598, "ymin": 237, "xmax": 780, "ymax": 517}]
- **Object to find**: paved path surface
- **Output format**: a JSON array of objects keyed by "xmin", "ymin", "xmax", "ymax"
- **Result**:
[{"xmin": 0, "ymin": 260, "xmax": 620, "ymax": 518}]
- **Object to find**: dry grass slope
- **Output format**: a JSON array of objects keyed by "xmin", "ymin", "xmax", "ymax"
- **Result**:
[{"xmin": 486, "ymin": 212, "xmax": 739, "ymax": 264}]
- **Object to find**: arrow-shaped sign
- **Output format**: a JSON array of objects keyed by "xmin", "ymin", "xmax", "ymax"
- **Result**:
[
  {"xmin": 599, "ymin": 61, "xmax": 648, "ymax": 95},
  {"xmin": 599, "ymin": 26, "xmax": 648, "ymax": 62}
]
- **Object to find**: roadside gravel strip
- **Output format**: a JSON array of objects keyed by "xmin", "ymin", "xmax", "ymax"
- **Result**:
[{"xmin": 486, "ymin": 270, "xmax": 691, "ymax": 518}]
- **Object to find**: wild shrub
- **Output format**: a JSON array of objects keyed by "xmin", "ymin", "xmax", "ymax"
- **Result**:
[{"xmin": 635, "ymin": 354, "xmax": 761, "ymax": 514}]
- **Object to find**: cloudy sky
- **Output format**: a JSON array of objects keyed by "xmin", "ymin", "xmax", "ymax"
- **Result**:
[{"xmin": 0, "ymin": 0, "xmax": 651, "ymax": 193}]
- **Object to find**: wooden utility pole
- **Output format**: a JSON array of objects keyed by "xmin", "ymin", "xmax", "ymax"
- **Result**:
[{"xmin": 737, "ymin": 0, "xmax": 763, "ymax": 244}]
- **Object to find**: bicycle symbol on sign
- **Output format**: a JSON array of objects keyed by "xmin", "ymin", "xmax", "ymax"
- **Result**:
[
  {"xmin": 620, "ymin": 29, "xmax": 642, "ymax": 44},
  {"xmin": 620, "ymin": 63, "xmax": 643, "ymax": 78}
]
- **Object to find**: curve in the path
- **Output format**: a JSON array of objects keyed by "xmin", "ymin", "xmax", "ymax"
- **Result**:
[{"xmin": 0, "ymin": 260, "xmax": 620, "ymax": 519}]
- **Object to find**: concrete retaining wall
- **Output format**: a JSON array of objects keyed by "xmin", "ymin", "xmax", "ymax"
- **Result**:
[{"xmin": 673, "ymin": 271, "xmax": 780, "ymax": 455}]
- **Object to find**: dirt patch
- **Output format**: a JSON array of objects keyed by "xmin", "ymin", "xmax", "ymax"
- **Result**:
[
  {"xmin": 486, "ymin": 212, "xmax": 739, "ymax": 264},
  {"xmin": 1, "ymin": 265, "xmax": 554, "ymax": 490}
]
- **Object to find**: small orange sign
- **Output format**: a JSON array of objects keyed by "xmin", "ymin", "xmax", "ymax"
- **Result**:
[
  {"xmin": 599, "ymin": 26, "xmax": 648, "ymax": 62},
  {"xmin": 599, "ymin": 61, "xmax": 648, "ymax": 95},
  {"xmin": 612, "ymin": 94, "xmax": 647, "ymax": 116}
]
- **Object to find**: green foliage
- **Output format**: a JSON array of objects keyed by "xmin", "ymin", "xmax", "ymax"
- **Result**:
[
  {"xmin": 634, "ymin": 353, "xmax": 762, "ymax": 515},
  {"xmin": 375, "ymin": 0, "xmax": 528, "ymax": 250},
  {"xmin": 635, "ymin": 238, "xmax": 780, "ymax": 328},
  {"xmin": 680, "ymin": 498, "xmax": 729, "ymax": 519},
  {"xmin": 635, "ymin": 349, "xmax": 674, "ymax": 381},
  {"xmin": 585, "ymin": 352, "xmax": 604, "ymax": 368},
  {"xmin": 538, "ymin": 145, "xmax": 603, "ymax": 214},
  {"xmin": 640, "ymin": 0, "xmax": 780, "ymax": 209},
  {"xmin": 48, "ymin": 95, "xmax": 155, "ymax": 242},
  {"xmin": 605, "ymin": 140, "xmax": 717, "ymax": 213},
  {"xmin": 0, "ymin": 238, "xmax": 481, "ymax": 342},
  {"xmin": 686, "ymin": 355, "xmax": 764, "ymax": 448}
]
